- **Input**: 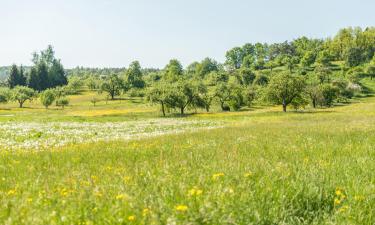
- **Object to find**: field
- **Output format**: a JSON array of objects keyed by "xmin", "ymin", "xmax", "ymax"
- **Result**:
[{"xmin": 1, "ymin": 79, "xmax": 375, "ymax": 224}]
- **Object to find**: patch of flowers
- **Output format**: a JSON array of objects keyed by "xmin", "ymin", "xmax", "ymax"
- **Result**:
[{"xmin": 0, "ymin": 119, "xmax": 222, "ymax": 150}]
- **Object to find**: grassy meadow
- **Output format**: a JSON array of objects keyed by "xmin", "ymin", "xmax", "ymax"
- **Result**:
[{"xmin": 0, "ymin": 79, "xmax": 375, "ymax": 224}]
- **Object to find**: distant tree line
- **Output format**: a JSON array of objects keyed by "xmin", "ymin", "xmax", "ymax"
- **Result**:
[{"xmin": 1, "ymin": 27, "xmax": 374, "ymax": 112}]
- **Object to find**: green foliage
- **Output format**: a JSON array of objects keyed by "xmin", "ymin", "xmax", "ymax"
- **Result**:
[
  {"xmin": 7, "ymin": 64, "xmax": 26, "ymax": 88},
  {"xmin": 56, "ymin": 97, "xmax": 69, "ymax": 109},
  {"xmin": 101, "ymin": 74, "xmax": 124, "ymax": 100},
  {"xmin": 265, "ymin": 72, "xmax": 306, "ymax": 112},
  {"xmin": 125, "ymin": 61, "xmax": 145, "ymax": 89},
  {"xmin": 0, "ymin": 87, "xmax": 11, "ymax": 103},
  {"xmin": 11, "ymin": 86, "xmax": 36, "ymax": 108},
  {"xmin": 40, "ymin": 89, "xmax": 56, "ymax": 109}
]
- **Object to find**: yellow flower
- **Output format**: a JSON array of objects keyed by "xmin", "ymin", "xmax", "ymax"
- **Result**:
[
  {"xmin": 244, "ymin": 172, "xmax": 253, "ymax": 178},
  {"xmin": 115, "ymin": 194, "xmax": 128, "ymax": 200},
  {"xmin": 188, "ymin": 187, "xmax": 203, "ymax": 196},
  {"xmin": 354, "ymin": 195, "xmax": 365, "ymax": 201},
  {"xmin": 123, "ymin": 176, "xmax": 131, "ymax": 183},
  {"xmin": 212, "ymin": 173, "xmax": 224, "ymax": 180},
  {"xmin": 7, "ymin": 189, "xmax": 16, "ymax": 196},
  {"xmin": 27, "ymin": 198, "xmax": 33, "ymax": 203},
  {"xmin": 338, "ymin": 205, "xmax": 349, "ymax": 213},
  {"xmin": 128, "ymin": 215, "xmax": 136, "ymax": 221},
  {"xmin": 142, "ymin": 208, "xmax": 150, "ymax": 217},
  {"xmin": 334, "ymin": 198, "xmax": 341, "ymax": 205},
  {"xmin": 175, "ymin": 204, "xmax": 188, "ymax": 212}
]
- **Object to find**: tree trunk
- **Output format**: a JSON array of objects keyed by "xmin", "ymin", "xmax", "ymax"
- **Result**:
[
  {"xmin": 19, "ymin": 101, "xmax": 23, "ymax": 108},
  {"xmin": 205, "ymin": 106, "xmax": 210, "ymax": 112},
  {"xmin": 110, "ymin": 92, "xmax": 115, "ymax": 100},
  {"xmin": 161, "ymin": 102, "xmax": 166, "ymax": 117},
  {"xmin": 282, "ymin": 98, "xmax": 287, "ymax": 112},
  {"xmin": 312, "ymin": 99, "xmax": 316, "ymax": 108},
  {"xmin": 180, "ymin": 107, "xmax": 184, "ymax": 115}
]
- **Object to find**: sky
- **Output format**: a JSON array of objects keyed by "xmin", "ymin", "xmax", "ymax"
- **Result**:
[{"xmin": 1, "ymin": 0, "xmax": 374, "ymax": 69}]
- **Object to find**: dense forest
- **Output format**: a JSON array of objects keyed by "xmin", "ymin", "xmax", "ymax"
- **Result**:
[{"xmin": 1, "ymin": 27, "xmax": 374, "ymax": 112}]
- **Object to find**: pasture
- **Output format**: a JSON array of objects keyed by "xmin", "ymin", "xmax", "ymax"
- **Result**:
[{"xmin": 0, "ymin": 79, "xmax": 375, "ymax": 224}]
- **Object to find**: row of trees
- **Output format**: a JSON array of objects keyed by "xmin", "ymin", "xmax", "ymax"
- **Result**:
[
  {"xmin": 0, "ymin": 86, "xmax": 69, "ymax": 109},
  {"xmin": 7, "ymin": 45, "xmax": 68, "ymax": 91}
]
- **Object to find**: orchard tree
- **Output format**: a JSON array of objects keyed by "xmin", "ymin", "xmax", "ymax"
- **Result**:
[
  {"xmin": 125, "ymin": 61, "xmax": 145, "ymax": 89},
  {"xmin": 40, "ymin": 89, "xmax": 56, "ymax": 109},
  {"xmin": 146, "ymin": 81, "xmax": 172, "ymax": 116},
  {"xmin": 101, "ymin": 74, "xmax": 123, "ymax": 100},
  {"xmin": 56, "ymin": 97, "xmax": 69, "ymax": 109},
  {"xmin": 0, "ymin": 88, "xmax": 11, "ymax": 104},
  {"xmin": 265, "ymin": 72, "xmax": 306, "ymax": 112},
  {"xmin": 11, "ymin": 86, "xmax": 35, "ymax": 108},
  {"xmin": 164, "ymin": 59, "xmax": 183, "ymax": 80}
]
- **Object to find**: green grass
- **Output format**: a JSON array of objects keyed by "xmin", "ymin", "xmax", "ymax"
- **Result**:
[{"xmin": 1, "ymin": 81, "xmax": 375, "ymax": 224}]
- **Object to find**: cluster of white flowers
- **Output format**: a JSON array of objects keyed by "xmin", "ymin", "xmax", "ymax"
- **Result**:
[{"xmin": 0, "ymin": 119, "xmax": 222, "ymax": 150}]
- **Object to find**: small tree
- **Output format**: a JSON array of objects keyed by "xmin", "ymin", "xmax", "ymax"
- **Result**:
[
  {"xmin": 11, "ymin": 86, "xmax": 35, "ymax": 108},
  {"xmin": 56, "ymin": 98, "xmax": 69, "ymax": 109},
  {"xmin": 40, "ymin": 89, "xmax": 56, "ymax": 109},
  {"xmin": 146, "ymin": 82, "xmax": 172, "ymax": 116},
  {"xmin": 91, "ymin": 97, "xmax": 98, "ymax": 107},
  {"xmin": 101, "ymin": 74, "xmax": 123, "ymax": 100},
  {"xmin": 0, "ymin": 88, "xmax": 11, "ymax": 104},
  {"xmin": 265, "ymin": 72, "xmax": 306, "ymax": 112}
]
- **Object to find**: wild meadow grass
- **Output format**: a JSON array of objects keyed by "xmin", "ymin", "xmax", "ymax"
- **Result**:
[{"xmin": 1, "ymin": 82, "xmax": 375, "ymax": 224}]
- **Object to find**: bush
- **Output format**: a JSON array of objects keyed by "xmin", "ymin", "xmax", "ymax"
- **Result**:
[
  {"xmin": 40, "ymin": 89, "xmax": 56, "ymax": 109},
  {"xmin": 56, "ymin": 98, "xmax": 69, "ymax": 109},
  {"xmin": 128, "ymin": 88, "xmax": 145, "ymax": 97}
]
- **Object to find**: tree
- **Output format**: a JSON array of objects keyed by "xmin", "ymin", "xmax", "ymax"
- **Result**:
[
  {"xmin": 101, "ymin": 74, "xmax": 123, "ymax": 100},
  {"xmin": 316, "ymin": 50, "xmax": 331, "ymax": 67},
  {"xmin": 345, "ymin": 47, "xmax": 364, "ymax": 67},
  {"xmin": 146, "ymin": 81, "xmax": 172, "ymax": 116},
  {"xmin": 7, "ymin": 64, "xmax": 26, "ymax": 88},
  {"xmin": 48, "ymin": 59, "xmax": 68, "ymax": 87},
  {"xmin": 306, "ymin": 84, "xmax": 323, "ymax": 108},
  {"xmin": 164, "ymin": 59, "xmax": 183, "ymax": 80},
  {"xmin": 125, "ymin": 61, "xmax": 145, "ymax": 89},
  {"xmin": 37, "ymin": 62, "xmax": 49, "ymax": 91},
  {"xmin": 27, "ymin": 67, "xmax": 41, "ymax": 91},
  {"xmin": 0, "ymin": 88, "xmax": 11, "ymax": 104},
  {"xmin": 196, "ymin": 58, "xmax": 218, "ymax": 78},
  {"xmin": 366, "ymin": 64, "xmax": 375, "ymax": 80},
  {"xmin": 225, "ymin": 47, "xmax": 244, "ymax": 70},
  {"xmin": 265, "ymin": 72, "xmax": 306, "ymax": 112},
  {"xmin": 301, "ymin": 51, "xmax": 316, "ymax": 67},
  {"xmin": 168, "ymin": 80, "xmax": 198, "ymax": 115},
  {"xmin": 40, "ymin": 89, "xmax": 56, "ymax": 109},
  {"xmin": 11, "ymin": 86, "xmax": 35, "ymax": 108},
  {"xmin": 56, "ymin": 98, "xmax": 69, "ymax": 109},
  {"xmin": 320, "ymin": 84, "xmax": 339, "ymax": 107}
]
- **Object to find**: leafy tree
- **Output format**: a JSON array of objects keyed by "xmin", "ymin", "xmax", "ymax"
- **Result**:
[
  {"xmin": 101, "ymin": 74, "xmax": 123, "ymax": 100},
  {"xmin": 225, "ymin": 47, "xmax": 244, "ymax": 70},
  {"xmin": 146, "ymin": 81, "xmax": 172, "ymax": 116},
  {"xmin": 306, "ymin": 83, "xmax": 323, "ymax": 108},
  {"xmin": 56, "ymin": 97, "xmax": 69, "ymax": 109},
  {"xmin": 345, "ymin": 47, "xmax": 364, "ymax": 67},
  {"xmin": 125, "ymin": 61, "xmax": 145, "ymax": 89},
  {"xmin": 316, "ymin": 50, "xmax": 331, "ymax": 67},
  {"xmin": 196, "ymin": 58, "xmax": 218, "ymax": 78},
  {"xmin": 164, "ymin": 59, "xmax": 183, "ymax": 80},
  {"xmin": 238, "ymin": 68, "xmax": 256, "ymax": 86},
  {"xmin": 48, "ymin": 59, "xmax": 68, "ymax": 87},
  {"xmin": 301, "ymin": 51, "xmax": 316, "ymax": 67},
  {"xmin": 315, "ymin": 65, "xmax": 332, "ymax": 84},
  {"xmin": 0, "ymin": 87, "xmax": 11, "ymax": 104},
  {"xmin": 265, "ymin": 72, "xmax": 306, "ymax": 112},
  {"xmin": 11, "ymin": 86, "xmax": 35, "ymax": 108},
  {"xmin": 66, "ymin": 77, "xmax": 84, "ymax": 95},
  {"xmin": 366, "ymin": 64, "xmax": 375, "ymax": 80},
  {"xmin": 40, "ymin": 89, "xmax": 56, "ymax": 109},
  {"xmin": 320, "ymin": 84, "xmax": 339, "ymax": 107},
  {"xmin": 168, "ymin": 80, "xmax": 199, "ymax": 115}
]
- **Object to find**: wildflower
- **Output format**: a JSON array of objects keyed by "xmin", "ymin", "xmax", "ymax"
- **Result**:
[
  {"xmin": 142, "ymin": 208, "xmax": 150, "ymax": 217},
  {"xmin": 188, "ymin": 187, "xmax": 203, "ymax": 196},
  {"xmin": 244, "ymin": 172, "xmax": 252, "ymax": 178},
  {"xmin": 338, "ymin": 205, "xmax": 349, "ymax": 213},
  {"xmin": 175, "ymin": 204, "xmax": 188, "ymax": 212},
  {"xmin": 123, "ymin": 176, "xmax": 131, "ymax": 183},
  {"xmin": 128, "ymin": 215, "xmax": 136, "ymax": 221},
  {"xmin": 27, "ymin": 197, "xmax": 33, "ymax": 203},
  {"xmin": 115, "ymin": 194, "xmax": 128, "ymax": 200},
  {"xmin": 212, "ymin": 173, "xmax": 224, "ymax": 180},
  {"xmin": 7, "ymin": 189, "xmax": 16, "ymax": 196},
  {"xmin": 334, "ymin": 198, "xmax": 341, "ymax": 206}
]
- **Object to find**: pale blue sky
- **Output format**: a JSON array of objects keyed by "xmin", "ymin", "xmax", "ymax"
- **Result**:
[{"xmin": 1, "ymin": 0, "xmax": 374, "ymax": 68}]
